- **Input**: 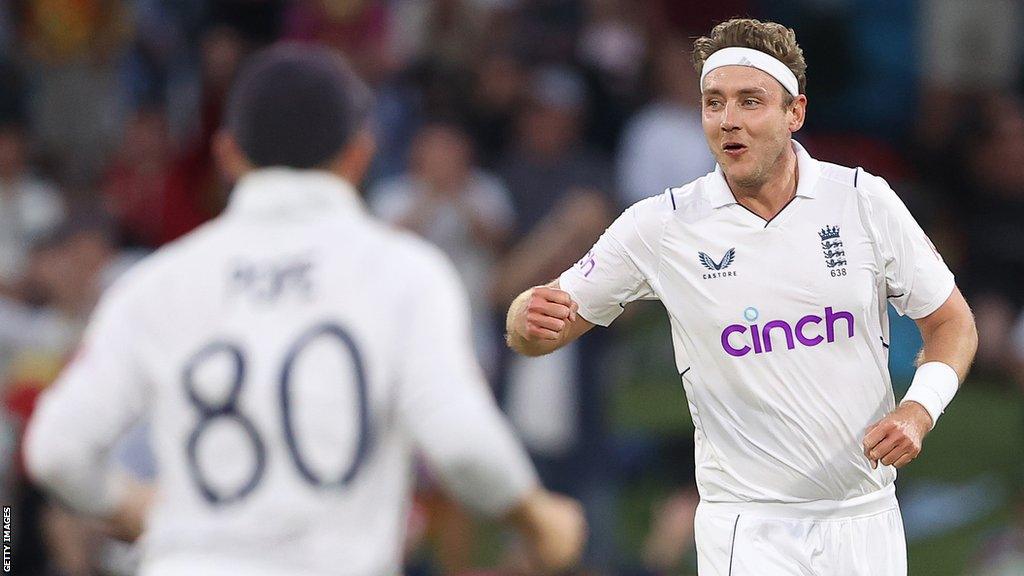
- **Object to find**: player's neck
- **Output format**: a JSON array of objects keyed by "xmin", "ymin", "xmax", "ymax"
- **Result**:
[{"xmin": 729, "ymin": 147, "xmax": 798, "ymax": 222}]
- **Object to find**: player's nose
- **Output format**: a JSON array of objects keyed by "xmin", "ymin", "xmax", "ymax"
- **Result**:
[{"xmin": 720, "ymin": 102, "xmax": 739, "ymax": 131}]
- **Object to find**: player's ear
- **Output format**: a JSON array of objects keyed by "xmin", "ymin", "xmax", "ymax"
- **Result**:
[
  {"xmin": 788, "ymin": 94, "xmax": 807, "ymax": 133},
  {"xmin": 213, "ymin": 129, "xmax": 253, "ymax": 184},
  {"xmin": 328, "ymin": 127, "xmax": 376, "ymax": 187}
]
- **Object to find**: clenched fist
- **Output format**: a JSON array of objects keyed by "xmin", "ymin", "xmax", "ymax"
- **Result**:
[
  {"xmin": 507, "ymin": 283, "xmax": 594, "ymax": 357},
  {"xmin": 519, "ymin": 286, "xmax": 579, "ymax": 341},
  {"xmin": 862, "ymin": 401, "xmax": 933, "ymax": 469}
]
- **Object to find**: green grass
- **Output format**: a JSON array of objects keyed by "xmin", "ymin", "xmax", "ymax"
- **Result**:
[{"xmin": 901, "ymin": 385, "xmax": 1024, "ymax": 575}]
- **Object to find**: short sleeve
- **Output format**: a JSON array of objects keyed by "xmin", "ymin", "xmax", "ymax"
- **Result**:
[
  {"xmin": 861, "ymin": 173, "xmax": 955, "ymax": 319},
  {"xmin": 558, "ymin": 194, "xmax": 667, "ymax": 326},
  {"xmin": 396, "ymin": 248, "xmax": 537, "ymax": 516}
]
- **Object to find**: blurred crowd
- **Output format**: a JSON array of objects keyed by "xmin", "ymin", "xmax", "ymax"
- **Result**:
[{"xmin": 1, "ymin": 1, "xmax": 1023, "ymax": 575}]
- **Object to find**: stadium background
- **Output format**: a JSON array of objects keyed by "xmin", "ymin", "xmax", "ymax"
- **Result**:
[{"xmin": 0, "ymin": 0, "xmax": 1022, "ymax": 575}]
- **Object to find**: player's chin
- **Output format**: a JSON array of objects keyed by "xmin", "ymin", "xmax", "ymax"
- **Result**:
[{"xmin": 722, "ymin": 164, "xmax": 759, "ymax": 186}]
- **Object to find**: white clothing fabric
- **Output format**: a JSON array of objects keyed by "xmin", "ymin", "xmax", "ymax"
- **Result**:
[
  {"xmin": 695, "ymin": 485, "xmax": 906, "ymax": 575},
  {"xmin": 560, "ymin": 141, "xmax": 955, "ymax": 504},
  {"xmin": 25, "ymin": 168, "xmax": 537, "ymax": 576},
  {"xmin": 369, "ymin": 170, "xmax": 514, "ymax": 374}
]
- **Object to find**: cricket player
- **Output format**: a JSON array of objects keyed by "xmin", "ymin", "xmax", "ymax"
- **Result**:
[
  {"xmin": 24, "ymin": 44, "xmax": 585, "ymax": 576},
  {"xmin": 506, "ymin": 18, "xmax": 977, "ymax": 576}
]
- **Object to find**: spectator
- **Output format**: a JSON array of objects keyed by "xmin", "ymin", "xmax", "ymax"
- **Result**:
[
  {"xmin": 102, "ymin": 107, "xmax": 209, "ymax": 248},
  {"xmin": 0, "ymin": 121, "xmax": 65, "ymax": 300},
  {"xmin": 493, "ymin": 65, "xmax": 617, "ymax": 568},
  {"xmin": 171, "ymin": 26, "xmax": 249, "ymax": 220},
  {"xmin": 917, "ymin": 0, "xmax": 1022, "ymax": 149},
  {"xmin": 371, "ymin": 121, "xmax": 515, "ymax": 376},
  {"xmin": 4, "ymin": 212, "xmax": 140, "ymax": 576},
  {"xmin": 20, "ymin": 0, "xmax": 133, "ymax": 184},
  {"xmin": 493, "ymin": 65, "xmax": 612, "ymax": 298},
  {"xmin": 616, "ymin": 35, "xmax": 714, "ymax": 206},
  {"xmin": 465, "ymin": 50, "xmax": 529, "ymax": 168},
  {"xmin": 955, "ymin": 94, "xmax": 1024, "ymax": 372}
]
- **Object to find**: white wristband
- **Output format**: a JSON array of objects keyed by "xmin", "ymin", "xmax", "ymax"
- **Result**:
[{"xmin": 900, "ymin": 361, "xmax": 959, "ymax": 429}]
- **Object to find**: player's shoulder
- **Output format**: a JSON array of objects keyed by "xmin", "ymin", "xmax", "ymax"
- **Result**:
[
  {"xmin": 816, "ymin": 161, "xmax": 895, "ymax": 199},
  {"xmin": 369, "ymin": 222, "xmax": 464, "ymax": 290},
  {"xmin": 814, "ymin": 161, "xmax": 914, "ymax": 233},
  {"xmin": 662, "ymin": 172, "xmax": 722, "ymax": 224},
  {"xmin": 96, "ymin": 220, "xmax": 225, "ymax": 307},
  {"xmin": 627, "ymin": 172, "xmax": 710, "ymax": 217},
  {"xmin": 609, "ymin": 186, "xmax": 678, "ymax": 240}
]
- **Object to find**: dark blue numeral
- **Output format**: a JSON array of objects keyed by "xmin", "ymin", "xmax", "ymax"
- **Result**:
[
  {"xmin": 183, "ymin": 342, "xmax": 266, "ymax": 505},
  {"xmin": 280, "ymin": 323, "xmax": 370, "ymax": 487},
  {"xmin": 182, "ymin": 323, "xmax": 371, "ymax": 505}
]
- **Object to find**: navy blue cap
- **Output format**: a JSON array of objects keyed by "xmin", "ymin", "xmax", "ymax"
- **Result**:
[{"xmin": 226, "ymin": 43, "xmax": 373, "ymax": 169}]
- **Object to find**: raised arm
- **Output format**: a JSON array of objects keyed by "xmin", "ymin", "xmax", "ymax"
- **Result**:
[
  {"xmin": 506, "ymin": 195, "xmax": 669, "ymax": 357},
  {"xmin": 505, "ymin": 280, "xmax": 595, "ymax": 357}
]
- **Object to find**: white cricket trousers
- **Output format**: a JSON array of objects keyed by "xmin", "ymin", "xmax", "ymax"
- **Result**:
[{"xmin": 694, "ymin": 485, "xmax": 907, "ymax": 576}]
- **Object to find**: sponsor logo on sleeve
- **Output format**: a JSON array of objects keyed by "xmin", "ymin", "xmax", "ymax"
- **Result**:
[{"xmin": 576, "ymin": 250, "xmax": 596, "ymax": 277}]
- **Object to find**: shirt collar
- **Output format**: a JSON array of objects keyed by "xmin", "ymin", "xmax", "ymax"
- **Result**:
[
  {"xmin": 226, "ymin": 168, "xmax": 364, "ymax": 218},
  {"xmin": 706, "ymin": 140, "xmax": 821, "ymax": 208}
]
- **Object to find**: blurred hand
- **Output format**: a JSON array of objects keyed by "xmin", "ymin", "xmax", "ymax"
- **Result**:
[
  {"xmin": 862, "ymin": 402, "xmax": 933, "ymax": 469},
  {"xmin": 508, "ymin": 489, "xmax": 587, "ymax": 574},
  {"xmin": 515, "ymin": 286, "xmax": 578, "ymax": 343},
  {"xmin": 102, "ymin": 478, "xmax": 155, "ymax": 542}
]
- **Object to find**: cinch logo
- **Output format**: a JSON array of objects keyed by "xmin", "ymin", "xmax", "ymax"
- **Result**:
[{"xmin": 721, "ymin": 306, "xmax": 855, "ymax": 357}]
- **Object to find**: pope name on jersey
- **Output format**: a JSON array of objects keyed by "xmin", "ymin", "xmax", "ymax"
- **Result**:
[{"xmin": 560, "ymin": 141, "xmax": 954, "ymax": 504}]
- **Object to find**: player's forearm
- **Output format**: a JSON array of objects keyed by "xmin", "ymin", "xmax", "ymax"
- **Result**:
[
  {"xmin": 413, "ymin": 395, "xmax": 539, "ymax": 517},
  {"xmin": 504, "ymin": 488, "xmax": 586, "ymax": 573},
  {"xmin": 24, "ymin": 428, "xmax": 123, "ymax": 517},
  {"xmin": 896, "ymin": 289, "xmax": 977, "ymax": 431},
  {"xmin": 23, "ymin": 386, "xmax": 128, "ymax": 519}
]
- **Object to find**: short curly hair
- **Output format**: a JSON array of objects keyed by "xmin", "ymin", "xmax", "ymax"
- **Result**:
[{"xmin": 692, "ymin": 18, "xmax": 807, "ymax": 97}]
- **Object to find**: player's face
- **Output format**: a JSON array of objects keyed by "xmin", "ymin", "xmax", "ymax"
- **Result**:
[{"xmin": 701, "ymin": 66, "xmax": 805, "ymax": 189}]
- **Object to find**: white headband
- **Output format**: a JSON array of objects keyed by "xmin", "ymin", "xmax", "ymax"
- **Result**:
[{"xmin": 700, "ymin": 47, "xmax": 800, "ymax": 97}]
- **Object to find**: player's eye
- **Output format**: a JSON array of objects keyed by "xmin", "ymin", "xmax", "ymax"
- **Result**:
[
  {"xmin": 743, "ymin": 98, "xmax": 760, "ymax": 107},
  {"xmin": 705, "ymin": 99, "xmax": 722, "ymax": 109}
]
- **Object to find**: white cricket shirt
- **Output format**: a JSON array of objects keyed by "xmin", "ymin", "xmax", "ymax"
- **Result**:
[
  {"xmin": 560, "ymin": 142, "xmax": 954, "ymax": 504},
  {"xmin": 25, "ymin": 169, "xmax": 537, "ymax": 576}
]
